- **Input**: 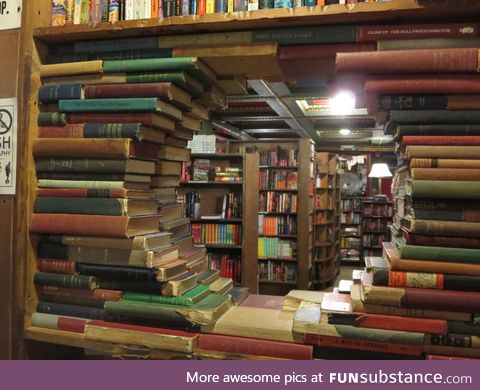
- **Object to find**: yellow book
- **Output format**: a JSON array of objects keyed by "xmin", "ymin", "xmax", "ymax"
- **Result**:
[{"xmin": 206, "ymin": 0, "xmax": 215, "ymax": 13}]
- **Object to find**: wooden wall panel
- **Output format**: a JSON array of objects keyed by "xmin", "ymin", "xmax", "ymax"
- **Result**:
[{"xmin": 0, "ymin": 28, "xmax": 20, "ymax": 360}]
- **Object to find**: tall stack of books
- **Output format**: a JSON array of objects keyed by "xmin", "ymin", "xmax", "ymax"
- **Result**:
[
  {"xmin": 29, "ymin": 37, "xmax": 242, "ymax": 341},
  {"xmin": 314, "ymin": 31, "xmax": 480, "ymax": 359}
]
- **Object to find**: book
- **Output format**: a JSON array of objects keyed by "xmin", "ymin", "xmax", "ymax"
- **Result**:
[
  {"xmin": 208, "ymin": 277, "xmax": 233, "ymax": 295},
  {"xmin": 357, "ymin": 23, "xmax": 480, "ymax": 42},
  {"xmin": 35, "ymin": 157, "xmax": 155, "ymax": 175},
  {"xmin": 31, "ymin": 312, "xmax": 87, "ymax": 333},
  {"xmin": 408, "ymin": 181, "xmax": 480, "ymax": 200},
  {"xmin": 37, "ymin": 301, "xmax": 106, "ymax": 320},
  {"xmin": 158, "ymin": 145, "xmax": 191, "ymax": 161},
  {"xmin": 36, "ymin": 285, "xmax": 122, "ymax": 301},
  {"xmin": 36, "ymin": 172, "xmax": 152, "ymax": 183},
  {"xmin": 278, "ymin": 43, "xmax": 376, "ymax": 61},
  {"xmin": 37, "ymin": 258, "xmax": 76, "ymax": 275},
  {"xmin": 58, "ymin": 98, "xmax": 182, "ymax": 122},
  {"xmin": 40, "ymin": 60, "xmax": 103, "ymax": 78},
  {"xmin": 37, "ymin": 180, "xmax": 150, "ymax": 191},
  {"xmin": 392, "ymin": 110, "xmax": 480, "ymax": 125},
  {"xmin": 197, "ymin": 269, "xmax": 220, "ymax": 286},
  {"xmin": 67, "ymin": 112, "xmax": 175, "ymax": 132},
  {"xmin": 197, "ymin": 333, "xmax": 312, "ymax": 360},
  {"xmin": 204, "ymin": 306, "xmax": 296, "ymax": 343},
  {"xmin": 336, "ymin": 48, "xmax": 479, "ymax": 74},
  {"xmin": 33, "ymin": 138, "xmax": 159, "ymax": 160},
  {"xmin": 38, "ymin": 83, "xmax": 84, "ymax": 103},
  {"xmin": 252, "ymin": 25, "xmax": 357, "ymax": 45},
  {"xmin": 377, "ymin": 37, "xmax": 480, "ymax": 51},
  {"xmin": 30, "ymin": 214, "xmax": 161, "ymax": 238},
  {"xmin": 103, "ymin": 57, "xmax": 216, "ymax": 86},
  {"xmin": 37, "ymin": 123, "xmax": 166, "ymax": 144},
  {"xmin": 84, "ymin": 320, "xmax": 198, "ymax": 352},
  {"xmin": 46, "ymin": 48, "xmax": 173, "ymax": 64},
  {"xmin": 404, "ymin": 136, "xmax": 480, "ymax": 146},
  {"xmin": 161, "ymin": 271, "xmax": 198, "ymax": 296},
  {"xmin": 366, "ymin": 75, "xmax": 480, "ymax": 94},
  {"xmin": 403, "ymin": 231, "xmax": 480, "ymax": 249},
  {"xmin": 176, "ymin": 293, "xmax": 232, "ymax": 326},
  {"xmin": 34, "ymin": 272, "xmax": 98, "ymax": 290},
  {"xmin": 34, "ymin": 197, "xmax": 158, "ymax": 217}
]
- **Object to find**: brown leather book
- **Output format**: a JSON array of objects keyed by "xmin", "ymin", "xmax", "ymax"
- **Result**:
[
  {"xmin": 408, "ymin": 219, "xmax": 480, "ymax": 237},
  {"xmin": 33, "ymin": 138, "xmax": 159, "ymax": 160},
  {"xmin": 406, "ymin": 145, "xmax": 480, "ymax": 159},
  {"xmin": 410, "ymin": 158, "xmax": 480, "ymax": 169},
  {"xmin": 336, "ymin": 48, "xmax": 479, "ymax": 74},
  {"xmin": 30, "ymin": 213, "xmax": 161, "ymax": 238}
]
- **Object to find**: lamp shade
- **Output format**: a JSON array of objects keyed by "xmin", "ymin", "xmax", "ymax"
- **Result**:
[{"xmin": 368, "ymin": 163, "xmax": 392, "ymax": 178}]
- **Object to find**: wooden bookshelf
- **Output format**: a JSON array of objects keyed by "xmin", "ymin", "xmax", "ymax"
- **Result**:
[
  {"xmin": 340, "ymin": 197, "xmax": 363, "ymax": 265},
  {"xmin": 362, "ymin": 198, "xmax": 393, "ymax": 259},
  {"xmin": 178, "ymin": 152, "xmax": 259, "ymax": 293},
  {"xmin": 33, "ymin": 1, "xmax": 480, "ymax": 43},
  {"xmin": 230, "ymin": 139, "xmax": 314, "ymax": 295},
  {"xmin": 313, "ymin": 153, "xmax": 340, "ymax": 289}
]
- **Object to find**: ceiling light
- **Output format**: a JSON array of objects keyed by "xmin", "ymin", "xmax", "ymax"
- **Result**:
[
  {"xmin": 331, "ymin": 91, "xmax": 356, "ymax": 115},
  {"xmin": 339, "ymin": 128, "xmax": 351, "ymax": 135}
]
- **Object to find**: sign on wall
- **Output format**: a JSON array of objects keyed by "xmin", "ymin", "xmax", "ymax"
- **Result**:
[
  {"xmin": 0, "ymin": 98, "xmax": 17, "ymax": 195},
  {"xmin": 0, "ymin": 0, "xmax": 22, "ymax": 30}
]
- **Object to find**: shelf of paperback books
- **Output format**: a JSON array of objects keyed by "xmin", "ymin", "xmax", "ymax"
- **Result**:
[
  {"xmin": 38, "ymin": 1, "xmax": 480, "ymax": 43},
  {"xmin": 230, "ymin": 139, "xmax": 314, "ymax": 294},
  {"xmin": 313, "ymin": 152, "xmax": 341, "ymax": 289},
  {"xmin": 178, "ymin": 152, "xmax": 259, "ymax": 292}
]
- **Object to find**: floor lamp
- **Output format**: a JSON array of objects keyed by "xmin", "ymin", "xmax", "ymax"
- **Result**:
[{"xmin": 368, "ymin": 163, "xmax": 392, "ymax": 197}]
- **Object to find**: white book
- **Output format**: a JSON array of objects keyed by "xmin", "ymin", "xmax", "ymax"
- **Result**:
[{"xmin": 125, "ymin": 0, "xmax": 135, "ymax": 20}]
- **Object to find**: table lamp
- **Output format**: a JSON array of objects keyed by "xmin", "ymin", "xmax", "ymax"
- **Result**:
[{"xmin": 368, "ymin": 163, "xmax": 392, "ymax": 196}]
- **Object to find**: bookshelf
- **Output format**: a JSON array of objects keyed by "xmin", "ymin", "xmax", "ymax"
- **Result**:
[
  {"xmin": 230, "ymin": 139, "xmax": 314, "ymax": 295},
  {"xmin": 12, "ymin": 0, "xmax": 480, "ymax": 359},
  {"xmin": 34, "ymin": 1, "xmax": 480, "ymax": 43},
  {"xmin": 313, "ymin": 153, "xmax": 340, "ymax": 289},
  {"xmin": 362, "ymin": 198, "xmax": 394, "ymax": 258},
  {"xmin": 178, "ymin": 152, "xmax": 259, "ymax": 292},
  {"xmin": 340, "ymin": 197, "xmax": 363, "ymax": 265}
]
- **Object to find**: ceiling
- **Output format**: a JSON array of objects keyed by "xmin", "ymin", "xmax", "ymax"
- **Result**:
[{"xmin": 211, "ymin": 79, "xmax": 394, "ymax": 152}]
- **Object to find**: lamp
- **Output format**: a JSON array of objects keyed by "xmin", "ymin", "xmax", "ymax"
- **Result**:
[{"xmin": 368, "ymin": 163, "xmax": 392, "ymax": 196}]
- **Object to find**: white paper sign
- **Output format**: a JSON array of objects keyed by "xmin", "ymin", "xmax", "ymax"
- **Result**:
[
  {"xmin": 0, "ymin": 0, "xmax": 22, "ymax": 30},
  {"xmin": 0, "ymin": 98, "xmax": 17, "ymax": 195}
]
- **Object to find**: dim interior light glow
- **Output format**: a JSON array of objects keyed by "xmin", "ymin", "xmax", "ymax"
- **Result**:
[
  {"xmin": 331, "ymin": 91, "xmax": 356, "ymax": 115},
  {"xmin": 339, "ymin": 128, "xmax": 351, "ymax": 135}
]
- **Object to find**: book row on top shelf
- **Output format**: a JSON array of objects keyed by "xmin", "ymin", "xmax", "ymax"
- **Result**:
[{"xmin": 51, "ymin": 0, "xmax": 391, "ymax": 27}]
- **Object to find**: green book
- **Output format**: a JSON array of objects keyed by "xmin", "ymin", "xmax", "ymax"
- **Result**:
[
  {"xmin": 58, "ymin": 98, "xmax": 182, "ymax": 120},
  {"xmin": 182, "ymin": 284, "xmax": 210, "ymax": 304},
  {"xmin": 38, "ymin": 112, "xmax": 68, "ymax": 126},
  {"xmin": 396, "ymin": 241, "xmax": 480, "ymax": 264},
  {"xmin": 38, "ymin": 179, "xmax": 132, "ymax": 190},
  {"xmin": 409, "ymin": 180, "xmax": 480, "ymax": 200},
  {"xmin": 125, "ymin": 72, "xmax": 203, "ymax": 97},
  {"xmin": 33, "ymin": 197, "xmax": 149, "ymax": 216},
  {"xmin": 122, "ymin": 292, "xmax": 192, "ymax": 307},
  {"xmin": 103, "ymin": 57, "xmax": 215, "ymax": 87},
  {"xmin": 34, "ymin": 272, "xmax": 98, "ymax": 290},
  {"xmin": 412, "ymin": 209, "xmax": 469, "ymax": 222}
]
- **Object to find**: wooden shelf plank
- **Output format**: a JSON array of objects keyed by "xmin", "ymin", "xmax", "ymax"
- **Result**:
[{"xmin": 33, "ymin": 1, "xmax": 480, "ymax": 43}]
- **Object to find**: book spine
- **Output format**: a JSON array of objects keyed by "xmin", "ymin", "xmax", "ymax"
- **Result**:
[
  {"xmin": 101, "ymin": 0, "xmax": 110, "ymax": 20},
  {"xmin": 34, "ymin": 272, "xmax": 97, "ymax": 290},
  {"xmin": 405, "ymin": 136, "xmax": 480, "ymax": 146},
  {"xmin": 36, "ymin": 188, "xmax": 128, "ymax": 198},
  {"xmin": 123, "ymin": 292, "xmax": 190, "ymax": 306},
  {"xmin": 37, "ymin": 301, "xmax": 106, "ymax": 320},
  {"xmin": 38, "ymin": 112, "xmax": 68, "ymax": 126},
  {"xmin": 425, "ymin": 334, "xmax": 479, "ymax": 349},
  {"xmin": 35, "ymin": 157, "xmax": 127, "ymax": 173},
  {"xmin": 32, "ymin": 312, "xmax": 87, "ymax": 333},
  {"xmin": 198, "ymin": 334, "xmax": 313, "ymax": 359},
  {"xmin": 380, "ymin": 95, "xmax": 448, "ymax": 110},
  {"xmin": 37, "ymin": 258, "xmax": 76, "ymax": 275},
  {"xmin": 84, "ymin": 83, "xmax": 170, "ymax": 99},
  {"xmin": 357, "ymin": 23, "xmax": 480, "ymax": 42},
  {"xmin": 109, "ymin": 0, "xmax": 120, "ymax": 21},
  {"xmin": 37, "ymin": 285, "xmax": 123, "ymax": 300},
  {"xmin": 349, "ymin": 314, "xmax": 447, "ymax": 335},
  {"xmin": 90, "ymin": 0, "xmax": 103, "ymax": 22},
  {"xmin": 404, "ymin": 232, "xmax": 480, "ymax": 249},
  {"xmin": 253, "ymin": 25, "xmax": 357, "ymax": 44},
  {"xmin": 413, "ymin": 208, "xmax": 480, "ymax": 222},
  {"xmin": 336, "ymin": 48, "xmax": 479, "ymax": 74},
  {"xmin": 410, "ymin": 180, "xmax": 480, "ymax": 200},
  {"xmin": 30, "ymin": 213, "xmax": 132, "ymax": 238},
  {"xmin": 59, "ymin": 98, "xmax": 156, "ymax": 112},
  {"xmin": 78, "ymin": 263, "xmax": 158, "ymax": 281},
  {"xmin": 34, "ymin": 197, "xmax": 127, "ymax": 216}
]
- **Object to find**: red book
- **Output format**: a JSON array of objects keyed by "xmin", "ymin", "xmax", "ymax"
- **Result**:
[
  {"xmin": 278, "ymin": 43, "xmax": 376, "ymax": 61},
  {"xmin": 404, "ymin": 231, "xmax": 480, "ymax": 249},
  {"xmin": 38, "ymin": 125, "xmax": 84, "ymax": 138},
  {"xmin": 365, "ymin": 75, "xmax": 480, "ymax": 94},
  {"xmin": 30, "ymin": 214, "xmax": 161, "ymax": 238},
  {"xmin": 198, "ymin": 334, "xmax": 313, "ymax": 360},
  {"xmin": 37, "ymin": 286, "xmax": 122, "ymax": 301},
  {"xmin": 336, "ymin": 48, "xmax": 479, "ymax": 74},
  {"xmin": 57, "ymin": 316, "xmax": 87, "ymax": 333},
  {"xmin": 356, "ymin": 23, "xmax": 480, "ymax": 42},
  {"xmin": 345, "ymin": 313, "xmax": 447, "ymax": 335},
  {"xmin": 426, "ymin": 354, "xmax": 479, "ymax": 360},
  {"xmin": 305, "ymin": 334, "xmax": 422, "ymax": 357},
  {"xmin": 37, "ymin": 258, "xmax": 76, "ymax": 275},
  {"xmin": 402, "ymin": 135, "xmax": 480, "ymax": 146}
]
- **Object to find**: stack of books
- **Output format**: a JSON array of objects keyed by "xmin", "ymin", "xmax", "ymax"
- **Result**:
[
  {"xmin": 304, "ymin": 38, "xmax": 480, "ymax": 359},
  {"xmin": 29, "ymin": 38, "xmax": 244, "ymax": 341},
  {"xmin": 214, "ymin": 166, "xmax": 242, "ymax": 183}
]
